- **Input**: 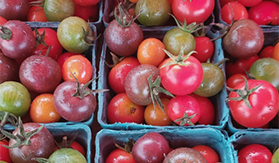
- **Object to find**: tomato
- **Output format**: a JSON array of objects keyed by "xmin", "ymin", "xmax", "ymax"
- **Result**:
[
  {"xmin": 238, "ymin": 144, "xmax": 272, "ymax": 163},
  {"xmin": 0, "ymin": 139, "xmax": 12, "ymax": 163},
  {"xmin": 74, "ymin": 2, "xmax": 99, "ymax": 22},
  {"xmin": 106, "ymin": 148, "xmax": 136, "ymax": 163},
  {"xmin": 248, "ymin": 1, "xmax": 279, "ymax": 25},
  {"xmin": 57, "ymin": 16, "xmax": 93, "ymax": 53},
  {"xmin": 107, "ymin": 93, "xmax": 145, "ymax": 124},
  {"xmin": 30, "ymin": 93, "xmax": 61, "ymax": 123},
  {"xmin": 43, "ymin": 0, "xmax": 75, "ymax": 21},
  {"xmin": 42, "ymin": 148, "xmax": 87, "ymax": 163},
  {"xmin": 57, "ymin": 52, "xmax": 82, "ymax": 70},
  {"xmin": 0, "ymin": 0, "xmax": 30, "ymax": 21},
  {"xmin": 167, "ymin": 95, "xmax": 201, "ymax": 126},
  {"xmin": 272, "ymin": 148, "xmax": 279, "ymax": 163},
  {"xmin": 193, "ymin": 36, "xmax": 214, "ymax": 62},
  {"xmin": 163, "ymin": 147, "xmax": 207, "ymax": 163},
  {"xmin": 108, "ymin": 57, "xmax": 140, "ymax": 94},
  {"xmin": 272, "ymin": 42, "xmax": 279, "ymax": 61},
  {"xmin": 27, "ymin": 6, "xmax": 48, "ymax": 22},
  {"xmin": 237, "ymin": 0, "xmax": 262, "ymax": 7},
  {"xmin": 144, "ymin": 98, "xmax": 172, "ymax": 126},
  {"xmin": 0, "ymin": 81, "xmax": 31, "ymax": 117},
  {"xmin": 221, "ymin": 1, "xmax": 249, "ymax": 25},
  {"xmin": 55, "ymin": 136, "xmax": 86, "ymax": 156},
  {"xmin": 226, "ymin": 73, "xmax": 248, "ymax": 88},
  {"xmin": 0, "ymin": 53, "xmax": 19, "ymax": 84},
  {"xmin": 226, "ymin": 55, "xmax": 259, "ymax": 78},
  {"xmin": 192, "ymin": 145, "xmax": 220, "ymax": 163},
  {"xmin": 62, "ymin": 55, "xmax": 93, "ymax": 84},
  {"xmin": 172, "ymin": 0, "xmax": 215, "ymax": 24},
  {"xmin": 259, "ymin": 45, "xmax": 274, "ymax": 58},
  {"xmin": 219, "ymin": 0, "xmax": 236, "ymax": 7},
  {"xmin": 33, "ymin": 28, "xmax": 63, "ymax": 60},
  {"xmin": 228, "ymin": 79, "xmax": 279, "ymax": 128},
  {"xmin": 160, "ymin": 53, "xmax": 203, "ymax": 96},
  {"xmin": 73, "ymin": 0, "xmax": 100, "ymax": 6},
  {"xmin": 0, "ymin": 16, "xmax": 7, "ymax": 25},
  {"xmin": 135, "ymin": 0, "xmax": 171, "ymax": 26},
  {"xmin": 137, "ymin": 38, "xmax": 166, "ymax": 66}
]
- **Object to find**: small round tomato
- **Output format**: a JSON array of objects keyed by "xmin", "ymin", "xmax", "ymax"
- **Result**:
[
  {"xmin": 0, "ymin": 139, "xmax": 12, "ymax": 163},
  {"xmin": 74, "ymin": 2, "xmax": 99, "ymax": 22},
  {"xmin": 137, "ymin": 38, "xmax": 166, "ymax": 66},
  {"xmin": 107, "ymin": 93, "xmax": 145, "ymax": 124},
  {"xmin": 237, "ymin": 0, "xmax": 262, "ymax": 7},
  {"xmin": 221, "ymin": 1, "xmax": 249, "ymax": 24},
  {"xmin": 272, "ymin": 42, "xmax": 279, "ymax": 61},
  {"xmin": 43, "ymin": 0, "xmax": 75, "ymax": 22},
  {"xmin": 192, "ymin": 145, "xmax": 220, "ymax": 163},
  {"xmin": 73, "ymin": 0, "xmax": 100, "ymax": 6},
  {"xmin": 30, "ymin": 93, "xmax": 61, "ymax": 123},
  {"xmin": 55, "ymin": 137, "xmax": 86, "ymax": 157},
  {"xmin": 193, "ymin": 36, "xmax": 215, "ymax": 62},
  {"xmin": 238, "ymin": 144, "xmax": 272, "ymax": 163},
  {"xmin": 144, "ymin": 98, "xmax": 172, "ymax": 126},
  {"xmin": 259, "ymin": 46, "xmax": 274, "ymax": 58},
  {"xmin": 106, "ymin": 148, "xmax": 136, "ymax": 163},
  {"xmin": 57, "ymin": 52, "xmax": 82, "ymax": 70},
  {"xmin": 62, "ymin": 55, "xmax": 93, "ymax": 84},
  {"xmin": 219, "ymin": 0, "xmax": 236, "ymax": 7},
  {"xmin": 27, "ymin": 6, "xmax": 48, "ymax": 22},
  {"xmin": 226, "ymin": 73, "xmax": 248, "ymax": 88}
]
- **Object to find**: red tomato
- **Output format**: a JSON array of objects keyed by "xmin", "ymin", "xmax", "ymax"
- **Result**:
[
  {"xmin": 259, "ymin": 46, "xmax": 275, "ymax": 58},
  {"xmin": 0, "ymin": 16, "xmax": 7, "ymax": 25},
  {"xmin": 238, "ymin": 144, "xmax": 272, "ymax": 163},
  {"xmin": 55, "ymin": 138, "xmax": 86, "ymax": 156},
  {"xmin": 228, "ymin": 79, "xmax": 279, "ymax": 128},
  {"xmin": 62, "ymin": 55, "xmax": 93, "ymax": 84},
  {"xmin": 107, "ymin": 93, "xmax": 145, "ymax": 124},
  {"xmin": 192, "ymin": 145, "xmax": 220, "ymax": 163},
  {"xmin": 108, "ymin": 57, "xmax": 140, "ymax": 94},
  {"xmin": 160, "ymin": 55, "xmax": 203, "ymax": 96},
  {"xmin": 74, "ymin": 2, "xmax": 99, "ymax": 22},
  {"xmin": 221, "ymin": 1, "xmax": 249, "ymax": 24},
  {"xmin": 0, "ymin": 139, "xmax": 12, "ymax": 163},
  {"xmin": 248, "ymin": 1, "xmax": 279, "ymax": 25},
  {"xmin": 172, "ymin": 0, "xmax": 215, "ymax": 24},
  {"xmin": 33, "ymin": 28, "xmax": 63, "ymax": 60},
  {"xmin": 226, "ymin": 55, "xmax": 259, "ymax": 78},
  {"xmin": 71, "ymin": 141, "xmax": 86, "ymax": 156},
  {"xmin": 57, "ymin": 52, "xmax": 82, "ymax": 70},
  {"xmin": 27, "ymin": 6, "xmax": 48, "ymax": 22},
  {"xmin": 219, "ymin": 0, "xmax": 236, "ymax": 7},
  {"xmin": 167, "ymin": 95, "xmax": 201, "ymax": 126},
  {"xmin": 106, "ymin": 148, "xmax": 136, "ymax": 163},
  {"xmin": 237, "ymin": 0, "xmax": 263, "ymax": 7},
  {"xmin": 73, "ymin": 0, "xmax": 100, "ymax": 6},
  {"xmin": 226, "ymin": 73, "xmax": 248, "ymax": 88},
  {"xmin": 193, "ymin": 36, "xmax": 215, "ymax": 62}
]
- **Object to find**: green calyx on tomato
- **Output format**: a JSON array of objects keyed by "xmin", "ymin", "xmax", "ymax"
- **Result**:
[
  {"xmin": 161, "ymin": 49, "xmax": 197, "ymax": 68},
  {"xmin": 226, "ymin": 77, "xmax": 262, "ymax": 109},
  {"xmin": 0, "ymin": 110, "xmax": 17, "ymax": 131},
  {"xmin": 174, "ymin": 112, "xmax": 196, "ymax": 126},
  {"xmin": 171, "ymin": 14, "xmax": 202, "ymax": 34},
  {"xmin": 115, "ymin": 138, "xmax": 134, "ymax": 154},
  {"xmin": 114, "ymin": 1, "xmax": 137, "ymax": 28},
  {"xmin": 0, "ymin": 25, "xmax": 12, "ymax": 40}
]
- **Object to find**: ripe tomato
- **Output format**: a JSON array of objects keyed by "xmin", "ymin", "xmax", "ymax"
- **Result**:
[
  {"xmin": 33, "ymin": 28, "xmax": 63, "ymax": 60},
  {"xmin": 30, "ymin": 93, "xmax": 61, "ymax": 123},
  {"xmin": 62, "ymin": 55, "xmax": 93, "ymax": 84},
  {"xmin": 272, "ymin": 42, "xmax": 279, "ymax": 61},
  {"xmin": 107, "ymin": 93, "xmax": 145, "ymax": 124},
  {"xmin": 57, "ymin": 52, "xmax": 82, "ymax": 70},
  {"xmin": 0, "ymin": 16, "xmax": 7, "ymax": 25},
  {"xmin": 221, "ymin": 1, "xmax": 249, "ymax": 24},
  {"xmin": 238, "ymin": 144, "xmax": 272, "ymax": 163},
  {"xmin": 106, "ymin": 148, "xmax": 136, "ymax": 163},
  {"xmin": 259, "ymin": 45, "xmax": 274, "ymax": 58},
  {"xmin": 144, "ymin": 98, "xmax": 172, "ymax": 126},
  {"xmin": 226, "ymin": 73, "xmax": 248, "ymax": 88},
  {"xmin": 172, "ymin": 0, "xmax": 215, "ymax": 24},
  {"xmin": 27, "ymin": 6, "xmax": 48, "ymax": 22},
  {"xmin": 219, "ymin": 0, "xmax": 236, "ymax": 7},
  {"xmin": 137, "ymin": 38, "xmax": 166, "ymax": 66},
  {"xmin": 74, "ymin": 2, "xmax": 99, "ymax": 22},
  {"xmin": 73, "ymin": 0, "xmax": 100, "ymax": 6},
  {"xmin": 55, "ymin": 136, "xmax": 86, "ymax": 156},
  {"xmin": 237, "ymin": 0, "xmax": 262, "ymax": 7},
  {"xmin": 193, "ymin": 36, "xmax": 214, "ymax": 62},
  {"xmin": 167, "ymin": 95, "xmax": 201, "ymax": 126},
  {"xmin": 228, "ymin": 79, "xmax": 279, "ymax": 128},
  {"xmin": 0, "ymin": 139, "xmax": 12, "ymax": 163},
  {"xmin": 192, "ymin": 145, "xmax": 220, "ymax": 163}
]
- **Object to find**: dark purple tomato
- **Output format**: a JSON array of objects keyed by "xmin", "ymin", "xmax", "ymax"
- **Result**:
[
  {"xmin": 9, "ymin": 123, "xmax": 55, "ymax": 163},
  {"xmin": 0, "ymin": 20, "xmax": 36, "ymax": 60},
  {"xmin": 19, "ymin": 55, "xmax": 62, "ymax": 94},
  {"xmin": 223, "ymin": 19, "xmax": 264, "ymax": 59},
  {"xmin": 53, "ymin": 80, "xmax": 97, "ymax": 122},
  {"xmin": 104, "ymin": 19, "xmax": 144, "ymax": 57},
  {"xmin": 0, "ymin": 0, "xmax": 30, "ymax": 20},
  {"xmin": 163, "ymin": 147, "xmax": 207, "ymax": 163},
  {"xmin": 125, "ymin": 64, "xmax": 160, "ymax": 106},
  {"xmin": 132, "ymin": 132, "xmax": 170, "ymax": 163},
  {"xmin": 0, "ymin": 53, "xmax": 19, "ymax": 84}
]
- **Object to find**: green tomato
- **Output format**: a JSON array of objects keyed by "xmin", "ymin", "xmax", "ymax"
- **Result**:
[
  {"xmin": 273, "ymin": 148, "xmax": 279, "ymax": 163},
  {"xmin": 48, "ymin": 148, "xmax": 87, "ymax": 163},
  {"xmin": 44, "ymin": 0, "xmax": 74, "ymax": 22},
  {"xmin": 0, "ymin": 81, "xmax": 31, "ymax": 117},
  {"xmin": 135, "ymin": 0, "xmax": 171, "ymax": 26},
  {"xmin": 57, "ymin": 16, "xmax": 91, "ymax": 53},
  {"xmin": 249, "ymin": 58, "xmax": 279, "ymax": 91}
]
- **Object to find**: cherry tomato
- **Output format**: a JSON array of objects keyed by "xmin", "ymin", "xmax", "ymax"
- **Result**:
[
  {"xmin": 221, "ymin": 1, "xmax": 249, "ymax": 25},
  {"xmin": 106, "ymin": 148, "xmax": 136, "ymax": 163},
  {"xmin": 27, "ymin": 6, "xmax": 48, "ymax": 22},
  {"xmin": 238, "ymin": 144, "xmax": 272, "ymax": 163},
  {"xmin": 107, "ymin": 93, "xmax": 145, "ymax": 124},
  {"xmin": 259, "ymin": 45, "xmax": 274, "ymax": 58},
  {"xmin": 219, "ymin": 0, "xmax": 236, "ymax": 7},
  {"xmin": 193, "ymin": 36, "xmax": 214, "ymax": 62},
  {"xmin": 62, "ymin": 55, "xmax": 93, "ymax": 84},
  {"xmin": 57, "ymin": 52, "xmax": 82, "ymax": 70},
  {"xmin": 0, "ymin": 139, "xmax": 12, "ymax": 163},
  {"xmin": 272, "ymin": 42, "xmax": 279, "ymax": 61},
  {"xmin": 237, "ymin": 0, "xmax": 262, "ymax": 7},
  {"xmin": 226, "ymin": 73, "xmax": 248, "ymax": 88},
  {"xmin": 30, "ymin": 93, "xmax": 61, "ymax": 123},
  {"xmin": 74, "ymin": 2, "xmax": 99, "ymax": 22},
  {"xmin": 172, "ymin": 0, "xmax": 215, "ymax": 24},
  {"xmin": 192, "ymin": 145, "xmax": 220, "ymax": 163},
  {"xmin": 73, "ymin": 0, "xmax": 100, "ymax": 6}
]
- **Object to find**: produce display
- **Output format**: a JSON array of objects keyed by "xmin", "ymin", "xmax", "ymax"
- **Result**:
[{"xmin": 0, "ymin": 0, "xmax": 279, "ymax": 162}]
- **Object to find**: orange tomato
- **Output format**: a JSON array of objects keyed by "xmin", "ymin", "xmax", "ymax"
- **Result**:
[
  {"xmin": 272, "ymin": 42, "xmax": 279, "ymax": 61},
  {"xmin": 144, "ymin": 98, "xmax": 172, "ymax": 126},
  {"xmin": 129, "ymin": 0, "xmax": 138, "ymax": 3},
  {"xmin": 62, "ymin": 55, "xmax": 93, "ymax": 84},
  {"xmin": 137, "ymin": 38, "xmax": 166, "ymax": 66},
  {"xmin": 30, "ymin": 93, "xmax": 61, "ymax": 123},
  {"xmin": 27, "ymin": 6, "xmax": 48, "ymax": 22}
]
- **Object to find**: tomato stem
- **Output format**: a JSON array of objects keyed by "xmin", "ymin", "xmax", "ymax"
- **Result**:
[{"xmin": 0, "ymin": 25, "xmax": 12, "ymax": 40}]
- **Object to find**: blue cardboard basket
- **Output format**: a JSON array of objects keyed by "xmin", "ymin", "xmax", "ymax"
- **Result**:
[
  {"xmin": 229, "ymin": 130, "xmax": 279, "ymax": 163},
  {"xmin": 95, "ymin": 128, "xmax": 234, "ymax": 163},
  {"xmin": 97, "ymin": 27, "xmax": 229, "ymax": 130}
]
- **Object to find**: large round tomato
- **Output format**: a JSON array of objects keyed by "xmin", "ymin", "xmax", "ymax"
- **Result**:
[
  {"xmin": 228, "ymin": 79, "xmax": 279, "ymax": 128},
  {"xmin": 172, "ymin": 0, "xmax": 215, "ymax": 24}
]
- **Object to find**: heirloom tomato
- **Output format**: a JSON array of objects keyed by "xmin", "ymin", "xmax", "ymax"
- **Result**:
[
  {"xmin": 43, "ymin": 0, "xmax": 74, "ymax": 21},
  {"xmin": 221, "ymin": 1, "xmax": 249, "ymax": 25},
  {"xmin": 27, "ymin": 6, "xmax": 48, "ymax": 22},
  {"xmin": 163, "ymin": 147, "xmax": 207, "ymax": 163}
]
